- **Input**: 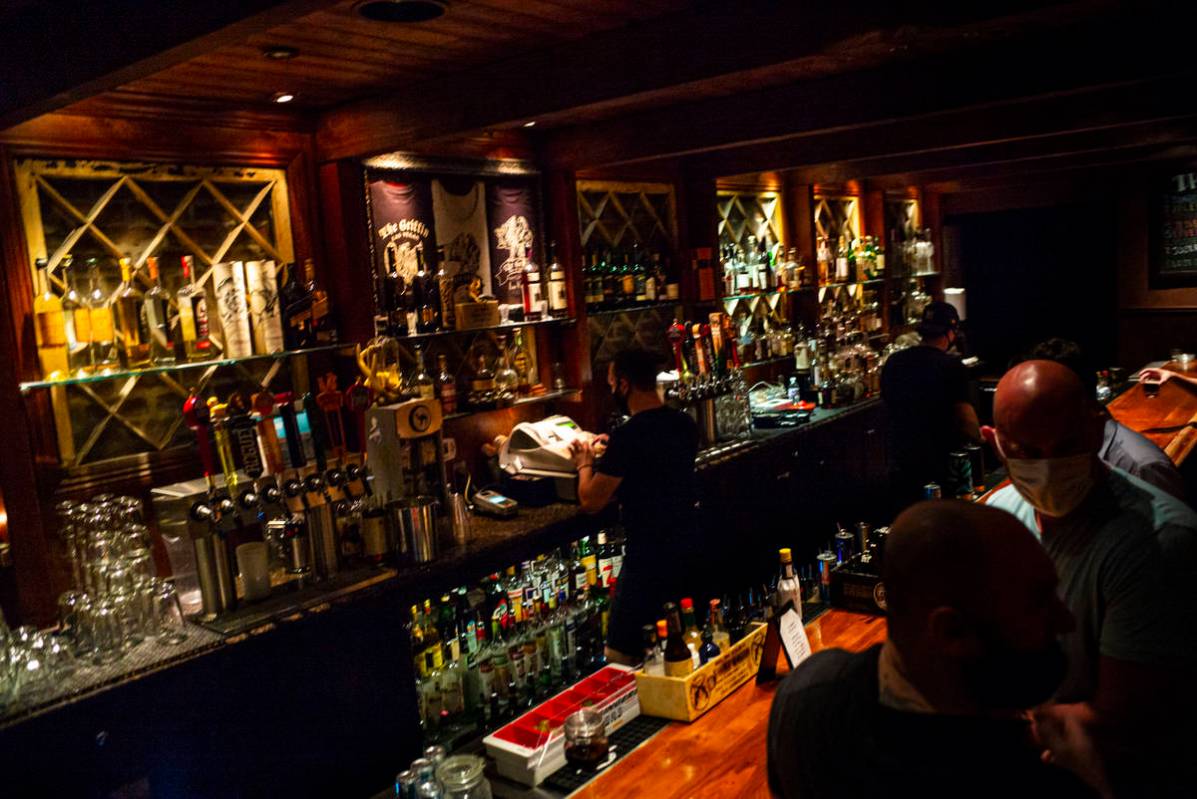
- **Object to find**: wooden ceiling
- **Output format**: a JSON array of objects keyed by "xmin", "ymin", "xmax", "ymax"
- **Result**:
[{"xmin": 83, "ymin": 0, "xmax": 690, "ymax": 110}]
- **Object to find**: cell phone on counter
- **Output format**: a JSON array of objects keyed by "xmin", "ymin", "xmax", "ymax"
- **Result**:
[{"xmin": 473, "ymin": 489, "xmax": 518, "ymax": 518}]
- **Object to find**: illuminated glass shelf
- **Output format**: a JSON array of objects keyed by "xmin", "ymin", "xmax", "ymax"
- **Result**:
[
  {"xmin": 19, "ymin": 343, "xmax": 347, "ymax": 393},
  {"xmin": 586, "ymin": 301, "xmax": 679, "ymax": 317},
  {"xmin": 443, "ymin": 388, "xmax": 582, "ymax": 421},
  {"xmin": 398, "ymin": 315, "xmax": 575, "ymax": 341}
]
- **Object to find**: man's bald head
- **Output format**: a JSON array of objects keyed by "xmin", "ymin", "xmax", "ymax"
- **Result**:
[
  {"xmin": 884, "ymin": 500, "xmax": 1059, "ymax": 653},
  {"xmin": 989, "ymin": 360, "xmax": 1102, "ymax": 459}
]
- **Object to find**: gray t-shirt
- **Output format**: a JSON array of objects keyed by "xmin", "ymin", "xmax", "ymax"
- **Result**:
[
  {"xmin": 1102, "ymin": 417, "xmax": 1186, "ymax": 501},
  {"xmin": 987, "ymin": 467, "xmax": 1197, "ymax": 702}
]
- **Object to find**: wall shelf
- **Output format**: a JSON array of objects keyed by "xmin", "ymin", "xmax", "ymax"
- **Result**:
[
  {"xmin": 585, "ymin": 301, "xmax": 680, "ymax": 317},
  {"xmin": 19, "ymin": 343, "xmax": 347, "ymax": 394},
  {"xmin": 442, "ymin": 388, "xmax": 582, "ymax": 421},
  {"xmin": 397, "ymin": 315, "xmax": 575, "ymax": 343}
]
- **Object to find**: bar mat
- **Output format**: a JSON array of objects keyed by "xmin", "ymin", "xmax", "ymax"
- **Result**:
[{"xmin": 541, "ymin": 715, "xmax": 671, "ymax": 794}]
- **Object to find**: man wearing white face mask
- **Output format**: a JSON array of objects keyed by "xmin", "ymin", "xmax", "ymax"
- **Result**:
[{"xmin": 982, "ymin": 360, "xmax": 1197, "ymax": 796}]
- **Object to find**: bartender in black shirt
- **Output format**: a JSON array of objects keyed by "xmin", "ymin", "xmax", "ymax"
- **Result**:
[
  {"xmin": 569, "ymin": 348, "xmax": 699, "ymax": 664},
  {"xmin": 881, "ymin": 301, "xmax": 980, "ymax": 509}
]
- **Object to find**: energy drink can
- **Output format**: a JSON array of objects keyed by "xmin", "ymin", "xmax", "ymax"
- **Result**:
[
  {"xmin": 817, "ymin": 552, "xmax": 837, "ymax": 602},
  {"xmin": 395, "ymin": 770, "xmax": 418, "ymax": 799},
  {"xmin": 924, "ymin": 482, "xmax": 942, "ymax": 500},
  {"xmin": 964, "ymin": 444, "xmax": 986, "ymax": 492},
  {"xmin": 834, "ymin": 529, "xmax": 855, "ymax": 564},
  {"xmin": 948, "ymin": 451, "xmax": 973, "ymax": 497}
]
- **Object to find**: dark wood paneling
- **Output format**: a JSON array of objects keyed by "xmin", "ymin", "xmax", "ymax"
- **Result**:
[
  {"xmin": 0, "ymin": 146, "xmax": 54, "ymax": 625},
  {"xmin": 318, "ymin": 160, "xmax": 375, "ymax": 346}
]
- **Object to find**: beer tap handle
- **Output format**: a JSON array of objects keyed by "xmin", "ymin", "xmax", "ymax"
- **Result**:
[
  {"xmin": 316, "ymin": 373, "xmax": 347, "ymax": 460},
  {"xmin": 227, "ymin": 391, "xmax": 264, "ymax": 481},
  {"xmin": 303, "ymin": 392, "xmax": 330, "ymax": 473},
  {"xmin": 183, "ymin": 393, "xmax": 217, "ymax": 492},
  {"xmin": 344, "ymin": 380, "xmax": 371, "ymax": 458},
  {"xmin": 251, "ymin": 391, "xmax": 285, "ymax": 476},
  {"xmin": 207, "ymin": 398, "xmax": 239, "ymax": 491},
  {"xmin": 276, "ymin": 392, "xmax": 306, "ymax": 469}
]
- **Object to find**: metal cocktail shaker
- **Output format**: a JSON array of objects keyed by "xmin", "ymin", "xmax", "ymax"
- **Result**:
[{"xmin": 394, "ymin": 496, "xmax": 440, "ymax": 563}]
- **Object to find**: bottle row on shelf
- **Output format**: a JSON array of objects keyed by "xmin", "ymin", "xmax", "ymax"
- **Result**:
[
  {"xmin": 377, "ymin": 243, "xmax": 569, "ymax": 339},
  {"xmin": 581, "ymin": 245, "xmax": 680, "ymax": 312},
  {"xmin": 410, "ymin": 532, "xmax": 625, "ymax": 743},
  {"xmin": 32, "ymin": 254, "xmax": 335, "ymax": 381}
]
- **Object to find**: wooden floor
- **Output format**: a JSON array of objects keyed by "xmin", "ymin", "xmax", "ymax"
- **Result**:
[{"xmin": 573, "ymin": 610, "xmax": 887, "ymax": 799}]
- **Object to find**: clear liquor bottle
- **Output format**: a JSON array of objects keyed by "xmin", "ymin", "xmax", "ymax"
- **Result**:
[
  {"xmin": 113, "ymin": 257, "xmax": 151, "ymax": 368},
  {"xmin": 494, "ymin": 337, "xmax": 519, "ymax": 406},
  {"xmin": 775, "ymin": 547, "xmax": 803, "ymax": 618},
  {"xmin": 143, "ymin": 257, "xmax": 176, "ymax": 365},
  {"xmin": 33, "ymin": 258, "xmax": 68, "ymax": 379},
  {"xmin": 85, "ymin": 258, "xmax": 119, "ymax": 372},
  {"xmin": 175, "ymin": 256, "xmax": 213, "ymax": 361}
]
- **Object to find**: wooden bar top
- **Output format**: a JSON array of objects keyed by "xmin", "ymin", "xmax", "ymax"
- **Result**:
[
  {"xmin": 574, "ymin": 609, "xmax": 887, "ymax": 799},
  {"xmin": 1107, "ymin": 366, "xmax": 1197, "ymax": 466}
]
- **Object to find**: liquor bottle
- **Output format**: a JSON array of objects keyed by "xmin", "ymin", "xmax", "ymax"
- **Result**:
[
  {"xmin": 546, "ymin": 241, "xmax": 568, "ymax": 318},
  {"xmin": 60, "ymin": 256, "xmax": 92, "ymax": 376},
  {"xmin": 85, "ymin": 258, "xmax": 119, "ymax": 372},
  {"xmin": 142, "ymin": 257, "xmax": 176, "ymax": 365},
  {"xmin": 520, "ymin": 246, "xmax": 543, "ymax": 321},
  {"xmin": 775, "ymin": 547, "xmax": 802, "ymax": 617},
  {"xmin": 578, "ymin": 536, "xmax": 597, "ymax": 587},
  {"xmin": 279, "ymin": 262, "xmax": 310, "ymax": 349},
  {"xmin": 645, "ymin": 252, "xmax": 659, "ymax": 302},
  {"xmin": 875, "ymin": 236, "xmax": 886, "ymax": 276},
  {"xmin": 815, "ymin": 236, "xmax": 830, "ymax": 286},
  {"xmin": 113, "ymin": 257, "xmax": 152, "ymax": 368},
  {"xmin": 595, "ymin": 531, "xmax": 612, "ymax": 589},
  {"xmin": 468, "ymin": 348, "xmax": 496, "ymax": 410},
  {"xmin": 212, "ymin": 261, "xmax": 253, "ymax": 358},
  {"xmin": 601, "ymin": 250, "xmax": 617, "ymax": 309},
  {"xmin": 633, "ymin": 244, "xmax": 647, "ymax": 303},
  {"xmin": 246, "ymin": 260, "xmax": 285, "ymax": 354},
  {"xmin": 423, "ymin": 597, "xmax": 444, "ymax": 671},
  {"xmin": 708, "ymin": 598, "xmax": 732, "ymax": 651},
  {"xmin": 411, "ymin": 250, "xmax": 439, "ymax": 334},
  {"xmin": 32, "ymin": 258, "xmax": 68, "ymax": 379},
  {"xmin": 662, "ymin": 602, "xmax": 693, "ymax": 677},
  {"xmin": 680, "ymin": 597, "xmax": 702, "ymax": 669},
  {"xmin": 663, "ymin": 253, "xmax": 680, "ymax": 300},
  {"xmin": 494, "ymin": 337, "xmax": 519, "ymax": 406},
  {"xmin": 435, "ymin": 353, "xmax": 457, "ymax": 414},
  {"xmin": 642, "ymin": 623, "xmax": 664, "ymax": 675},
  {"xmin": 834, "ymin": 236, "xmax": 849, "ymax": 283},
  {"xmin": 620, "ymin": 251, "xmax": 636, "ymax": 304},
  {"xmin": 435, "ymin": 246, "xmax": 457, "ymax": 331},
  {"xmin": 412, "ymin": 345, "xmax": 435, "ymax": 400},
  {"xmin": 176, "ymin": 256, "xmax": 213, "ymax": 361},
  {"xmin": 699, "ymin": 628, "xmax": 721, "ymax": 665},
  {"xmin": 509, "ymin": 328, "xmax": 532, "ymax": 396},
  {"xmin": 304, "ymin": 259, "xmax": 337, "ymax": 344}
]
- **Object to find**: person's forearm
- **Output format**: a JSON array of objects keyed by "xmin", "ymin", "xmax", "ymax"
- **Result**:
[{"xmin": 577, "ymin": 466, "xmax": 604, "ymax": 513}]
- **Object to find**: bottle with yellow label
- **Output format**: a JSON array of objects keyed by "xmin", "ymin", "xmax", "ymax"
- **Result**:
[
  {"xmin": 32, "ymin": 258, "xmax": 68, "ymax": 379},
  {"xmin": 60, "ymin": 255, "xmax": 92, "ymax": 375}
]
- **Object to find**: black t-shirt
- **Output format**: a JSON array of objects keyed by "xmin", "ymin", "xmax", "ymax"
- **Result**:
[
  {"xmin": 595, "ymin": 406, "xmax": 698, "ymax": 557},
  {"xmin": 880, "ymin": 344, "xmax": 969, "ymax": 485},
  {"xmin": 767, "ymin": 646, "xmax": 1096, "ymax": 799}
]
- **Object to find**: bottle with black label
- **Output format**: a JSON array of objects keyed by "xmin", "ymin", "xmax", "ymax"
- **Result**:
[{"xmin": 413, "ymin": 249, "xmax": 440, "ymax": 334}]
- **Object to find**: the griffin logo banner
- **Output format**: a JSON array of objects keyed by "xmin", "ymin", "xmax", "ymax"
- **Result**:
[
  {"xmin": 369, "ymin": 177, "xmax": 437, "ymax": 284},
  {"xmin": 488, "ymin": 181, "xmax": 539, "ymax": 306}
]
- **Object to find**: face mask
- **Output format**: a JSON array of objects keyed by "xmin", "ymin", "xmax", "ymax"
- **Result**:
[
  {"xmin": 996, "ymin": 438, "xmax": 1095, "ymax": 518},
  {"xmin": 962, "ymin": 623, "xmax": 1067, "ymax": 710}
]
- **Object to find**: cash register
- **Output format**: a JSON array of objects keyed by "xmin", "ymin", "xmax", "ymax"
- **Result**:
[{"xmin": 498, "ymin": 415, "xmax": 591, "ymax": 502}]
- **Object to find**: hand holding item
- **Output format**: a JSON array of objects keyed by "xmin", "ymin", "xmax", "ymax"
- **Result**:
[
  {"xmin": 1031, "ymin": 702, "xmax": 1113, "ymax": 799},
  {"xmin": 569, "ymin": 438, "xmax": 596, "ymax": 470}
]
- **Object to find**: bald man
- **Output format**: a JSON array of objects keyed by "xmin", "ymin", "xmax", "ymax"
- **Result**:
[
  {"xmin": 983, "ymin": 360, "xmax": 1197, "ymax": 793},
  {"xmin": 767, "ymin": 501, "xmax": 1097, "ymax": 799}
]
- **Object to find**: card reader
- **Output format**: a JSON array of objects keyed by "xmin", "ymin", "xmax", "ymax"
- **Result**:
[{"xmin": 473, "ymin": 489, "xmax": 519, "ymax": 518}]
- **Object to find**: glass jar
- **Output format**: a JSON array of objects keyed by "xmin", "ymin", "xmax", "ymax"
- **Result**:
[
  {"xmin": 563, "ymin": 708, "xmax": 609, "ymax": 771},
  {"xmin": 435, "ymin": 754, "xmax": 491, "ymax": 799}
]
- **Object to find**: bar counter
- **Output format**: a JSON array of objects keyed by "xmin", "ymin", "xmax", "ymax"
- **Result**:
[
  {"xmin": 495, "ymin": 609, "xmax": 887, "ymax": 799},
  {"xmin": 1108, "ymin": 365, "xmax": 1197, "ymax": 466}
]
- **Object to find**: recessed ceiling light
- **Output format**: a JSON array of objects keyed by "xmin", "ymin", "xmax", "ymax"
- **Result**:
[
  {"xmin": 262, "ymin": 45, "xmax": 299, "ymax": 60},
  {"xmin": 354, "ymin": 0, "xmax": 448, "ymax": 23},
  {"xmin": 523, "ymin": 121, "xmax": 536, "ymax": 128},
  {"xmin": 273, "ymin": 92, "xmax": 295, "ymax": 104}
]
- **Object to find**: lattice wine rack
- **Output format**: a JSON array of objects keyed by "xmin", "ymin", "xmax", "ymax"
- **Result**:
[
  {"xmin": 716, "ymin": 190, "xmax": 783, "ymax": 253},
  {"xmin": 13, "ymin": 158, "xmax": 301, "ymax": 470},
  {"xmin": 813, "ymin": 193, "xmax": 861, "ymax": 247},
  {"xmin": 576, "ymin": 180, "xmax": 676, "ymax": 252}
]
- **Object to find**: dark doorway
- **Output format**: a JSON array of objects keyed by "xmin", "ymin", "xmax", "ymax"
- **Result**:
[{"xmin": 946, "ymin": 202, "xmax": 1117, "ymax": 374}]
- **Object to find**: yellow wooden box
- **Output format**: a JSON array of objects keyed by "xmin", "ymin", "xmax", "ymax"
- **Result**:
[
  {"xmin": 634, "ymin": 622, "xmax": 768, "ymax": 722},
  {"xmin": 454, "ymin": 300, "xmax": 501, "ymax": 330}
]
